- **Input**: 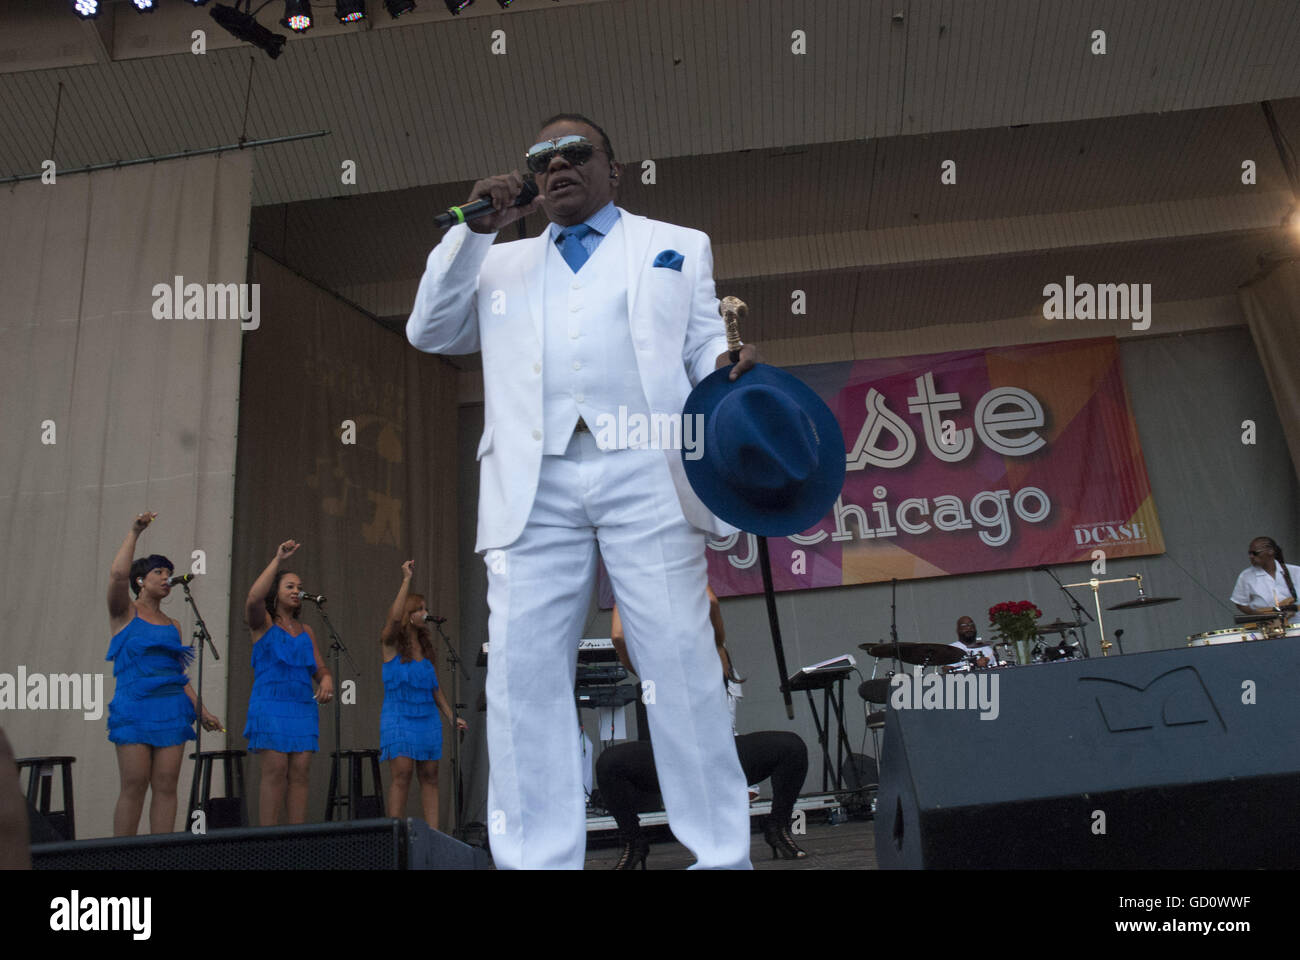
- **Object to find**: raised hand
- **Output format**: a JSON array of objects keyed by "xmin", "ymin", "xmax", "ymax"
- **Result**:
[
  {"xmin": 132, "ymin": 512, "xmax": 157, "ymax": 534},
  {"xmin": 276, "ymin": 540, "xmax": 300, "ymax": 561},
  {"xmin": 402, "ymin": 560, "xmax": 415, "ymax": 579}
]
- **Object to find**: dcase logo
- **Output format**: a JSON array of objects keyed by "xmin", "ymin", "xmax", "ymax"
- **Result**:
[{"xmin": 1073, "ymin": 521, "xmax": 1149, "ymax": 546}]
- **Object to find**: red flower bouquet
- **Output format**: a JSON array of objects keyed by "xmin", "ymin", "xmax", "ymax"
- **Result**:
[{"xmin": 988, "ymin": 601, "xmax": 1043, "ymax": 663}]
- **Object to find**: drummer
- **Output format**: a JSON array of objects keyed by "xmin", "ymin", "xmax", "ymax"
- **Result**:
[
  {"xmin": 945, "ymin": 616, "xmax": 999, "ymax": 671},
  {"xmin": 1231, "ymin": 536, "xmax": 1300, "ymax": 625}
]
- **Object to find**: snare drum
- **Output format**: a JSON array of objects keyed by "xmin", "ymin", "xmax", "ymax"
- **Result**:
[
  {"xmin": 1187, "ymin": 627, "xmax": 1262, "ymax": 647},
  {"xmin": 1187, "ymin": 623, "xmax": 1300, "ymax": 646}
]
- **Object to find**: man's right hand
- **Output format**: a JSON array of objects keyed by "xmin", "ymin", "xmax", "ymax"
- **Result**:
[{"xmin": 465, "ymin": 169, "xmax": 542, "ymax": 234}]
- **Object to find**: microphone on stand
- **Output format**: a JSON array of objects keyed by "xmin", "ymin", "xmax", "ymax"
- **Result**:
[
  {"xmin": 167, "ymin": 573, "xmax": 196, "ymax": 586},
  {"xmin": 424, "ymin": 614, "xmax": 447, "ymax": 624},
  {"xmin": 434, "ymin": 176, "xmax": 539, "ymax": 228},
  {"xmin": 299, "ymin": 592, "xmax": 327, "ymax": 604}
]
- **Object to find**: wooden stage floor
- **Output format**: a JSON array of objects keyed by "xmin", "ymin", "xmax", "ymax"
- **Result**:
[{"xmin": 581, "ymin": 818, "xmax": 877, "ymax": 870}]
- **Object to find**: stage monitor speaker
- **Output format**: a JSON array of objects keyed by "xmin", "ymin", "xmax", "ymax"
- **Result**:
[
  {"xmin": 31, "ymin": 817, "xmax": 490, "ymax": 870},
  {"xmin": 875, "ymin": 637, "xmax": 1300, "ymax": 868}
]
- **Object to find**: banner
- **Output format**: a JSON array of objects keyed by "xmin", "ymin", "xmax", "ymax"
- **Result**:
[{"xmin": 706, "ymin": 337, "xmax": 1163, "ymax": 597}]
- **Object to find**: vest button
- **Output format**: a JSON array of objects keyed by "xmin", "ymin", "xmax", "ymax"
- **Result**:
[
  {"xmin": 533, "ymin": 362, "xmax": 541, "ymax": 374},
  {"xmin": 532, "ymin": 430, "xmax": 542, "ymax": 441}
]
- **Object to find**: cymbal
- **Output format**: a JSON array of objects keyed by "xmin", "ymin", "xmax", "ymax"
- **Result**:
[
  {"xmin": 864, "ymin": 641, "xmax": 965, "ymax": 666},
  {"xmin": 1107, "ymin": 595, "xmax": 1180, "ymax": 611},
  {"xmin": 1037, "ymin": 619, "xmax": 1081, "ymax": 635}
]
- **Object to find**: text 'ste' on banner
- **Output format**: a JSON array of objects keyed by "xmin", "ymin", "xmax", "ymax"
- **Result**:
[{"xmin": 706, "ymin": 337, "xmax": 1163, "ymax": 597}]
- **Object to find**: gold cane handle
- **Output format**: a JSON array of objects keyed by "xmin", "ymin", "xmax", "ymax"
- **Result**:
[{"xmin": 720, "ymin": 296, "xmax": 746, "ymax": 362}]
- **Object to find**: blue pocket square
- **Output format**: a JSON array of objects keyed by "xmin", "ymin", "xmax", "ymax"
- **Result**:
[{"xmin": 653, "ymin": 249, "xmax": 684, "ymax": 271}]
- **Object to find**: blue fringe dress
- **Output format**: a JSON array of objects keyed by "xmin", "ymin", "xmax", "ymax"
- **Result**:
[
  {"xmin": 380, "ymin": 657, "xmax": 443, "ymax": 762},
  {"xmin": 105, "ymin": 616, "xmax": 197, "ymax": 747},
  {"xmin": 243, "ymin": 623, "xmax": 319, "ymax": 753}
]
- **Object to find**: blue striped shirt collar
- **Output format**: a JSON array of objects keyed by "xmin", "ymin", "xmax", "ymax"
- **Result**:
[{"xmin": 548, "ymin": 201, "xmax": 620, "ymax": 241}]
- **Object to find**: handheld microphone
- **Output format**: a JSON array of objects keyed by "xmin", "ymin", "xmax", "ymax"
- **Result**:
[
  {"xmin": 435, "ymin": 176, "xmax": 538, "ymax": 229},
  {"xmin": 424, "ymin": 614, "xmax": 447, "ymax": 624},
  {"xmin": 299, "ymin": 592, "xmax": 326, "ymax": 604},
  {"xmin": 167, "ymin": 574, "xmax": 196, "ymax": 586}
]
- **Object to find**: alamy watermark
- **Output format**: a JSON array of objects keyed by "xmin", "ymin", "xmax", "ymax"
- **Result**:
[
  {"xmin": 592, "ymin": 407, "xmax": 705, "ymax": 460},
  {"xmin": 49, "ymin": 891, "xmax": 150, "ymax": 940},
  {"xmin": 151, "ymin": 276, "xmax": 260, "ymax": 330},
  {"xmin": 890, "ymin": 670, "xmax": 1000, "ymax": 720},
  {"xmin": 0, "ymin": 667, "xmax": 104, "ymax": 720}
]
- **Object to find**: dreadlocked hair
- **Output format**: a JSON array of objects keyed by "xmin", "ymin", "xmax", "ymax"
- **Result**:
[{"xmin": 1268, "ymin": 538, "xmax": 1298, "ymax": 603}]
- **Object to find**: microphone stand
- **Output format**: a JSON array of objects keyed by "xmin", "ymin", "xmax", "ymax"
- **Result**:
[
  {"xmin": 311, "ymin": 601, "xmax": 360, "ymax": 820},
  {"xmin": 890, "ymin": 577, "xmax": 904, "ymax": 676},
  {"xmin": 180, "ymin": 582, "xmax": 220, "ymax": 827},
  {"xmin": 432, "ymin": 617, "xmax": 467, "ymax": 839},
  {"xmin": 1038, "ymin": 565, "xmax": 1094, "ymax": 658}
]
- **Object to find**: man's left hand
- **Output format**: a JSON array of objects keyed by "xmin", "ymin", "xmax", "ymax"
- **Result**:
[{"xmin": 715, "ymin": 343, "xmax": 761, "ymax": 380}]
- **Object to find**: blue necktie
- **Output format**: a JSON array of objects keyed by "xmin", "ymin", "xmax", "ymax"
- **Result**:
[{"xmin": 557, "ymin": 223, "xmax": 593, "ymax": 273}]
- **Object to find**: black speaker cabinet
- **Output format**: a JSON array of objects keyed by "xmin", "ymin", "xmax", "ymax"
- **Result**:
[
  {"xmin": 875, "ymin": 637, "xmax": 1300, "ymax": 868},
  {"xmin": 31, "ymin": 817, "xmax": 490, "ymax": 870}
]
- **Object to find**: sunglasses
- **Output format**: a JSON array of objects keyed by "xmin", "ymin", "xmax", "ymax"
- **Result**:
[
  {"xmin": 1249, "ymin": 549, "xmax": 1271, "ymax": 556},
  {"xmin": 524, "ymin": 135, "xmax": 605, "ymax": 174}
]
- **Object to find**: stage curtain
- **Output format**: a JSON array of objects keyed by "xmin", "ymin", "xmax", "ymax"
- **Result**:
[
  {"xmin": 1240, "ymin": 258, "xmax": 1300, "ymax": 495},
  {"xmin": 0, "ymin": 153, "xmax": 251, "ymax": 839},
  {"xmin": 227, "ymin": 251, "xmax": 460, "ymax": 828}
]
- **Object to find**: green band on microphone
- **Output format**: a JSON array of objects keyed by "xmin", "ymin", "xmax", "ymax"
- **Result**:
[{"xmin": 452, "ymin": 206, "xmax": 466, "ymax": 224}]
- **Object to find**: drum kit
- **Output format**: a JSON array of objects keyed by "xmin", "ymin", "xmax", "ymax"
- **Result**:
[{"xmin": 856, "ymin": 571, "xmax": 1192, "ymax": 684}]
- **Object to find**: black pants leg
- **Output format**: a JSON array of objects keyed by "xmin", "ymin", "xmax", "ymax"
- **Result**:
[
  {"xmin": 735, "ymin": 731, "xmax": 808, "ymax": 825},
  {"xmin": 597, "ymin": 731, "xmax": 809, "ymax": 836},
  {"xmin": 594, "ymin": 740, "xmax": 659, "ymax": 837}
]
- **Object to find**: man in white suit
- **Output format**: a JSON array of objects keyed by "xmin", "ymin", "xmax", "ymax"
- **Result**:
[{"xmin": 407, "ymin": 115, "xmax": 759, "ymax": 869}]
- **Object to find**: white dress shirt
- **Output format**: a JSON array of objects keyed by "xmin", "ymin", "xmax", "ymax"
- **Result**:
[
  {"xmin": 1230, "ymin": 563, "xmax": 1300, "ymax": 624},
  {"xmin": 541, "ymin": 209, "xmax": 651, "ymax": 454}
]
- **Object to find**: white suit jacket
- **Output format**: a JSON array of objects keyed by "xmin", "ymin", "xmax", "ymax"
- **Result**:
[{"xmin": 407, "ymin": 209, "xmax": 736, "ymax": 552}]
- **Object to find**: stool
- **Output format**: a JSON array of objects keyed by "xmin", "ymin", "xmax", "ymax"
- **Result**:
[
  {"xmin": 326, "ymin": 749, "xmax": 384, "ymax": 820},
  {"xmin": 188, "ymin": 750, "xmax": 249, "ymax": 829},
  {"xmin": 17, "ymin": 756, "xmax": 76, "ymax": 841}
]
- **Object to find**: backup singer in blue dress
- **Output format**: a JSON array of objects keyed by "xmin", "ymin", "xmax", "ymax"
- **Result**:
[
  {"xmin": 243, "ymin": 539, "xmax": 334, "ymax": 825},
  {"xmin": 107, "ymin": 512, "xmax": 221, "ymax": 836},
  {"xmin": 381, "ymin": 560, "xmax": 467, "ymax": 830}
]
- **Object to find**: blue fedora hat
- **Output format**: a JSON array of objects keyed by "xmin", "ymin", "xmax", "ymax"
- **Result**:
[{"xmin": 683, "ymin": 364, "xmax": 846, "ymax": 537}]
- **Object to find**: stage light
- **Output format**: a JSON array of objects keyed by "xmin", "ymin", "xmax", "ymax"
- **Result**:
[
  {"xmin": 384, "ymin": 0, "xmax": 416, "ymax": 16},
  {"xmin": 335, "ymin": 0, "xmax": 366, "ymax": 22},
  {"xmin": 131, "ymin": 0, "xmax": 158, "ymax": 10},
  {"xmin": 185, "ymin": 0, "xmax": 212, "ymax": 6},
  {"xmin": 444, "ymin": 0, "xmax": 473, "ymax": 14},
  {"xmin": 282, "ymin": 0, "xmax": 313, "ymax": 31},
  {"xmin": 210, "ymin": 3, "xmax": 287, "ymax": 59},
  {"xmin": 496, "ymin": 0, "xmax": 514, "ymax": 7},
  {"xmin": 71, "ymin": 0, "xmax": 100, "ymax": 19}
]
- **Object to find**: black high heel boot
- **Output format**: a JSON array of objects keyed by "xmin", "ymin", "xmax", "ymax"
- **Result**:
[
  {"xmin": 762, "ymin": 816, "xmax": 808, "ymax": 860},
  {"xmin": 613, "ymin": 830, "xmax": 650, "ymax": 870}
]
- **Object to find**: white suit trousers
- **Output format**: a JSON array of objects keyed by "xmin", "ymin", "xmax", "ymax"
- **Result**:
[{"xmin": 484, "ymin": 431, "xmax": 751, "ymax": 869}]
